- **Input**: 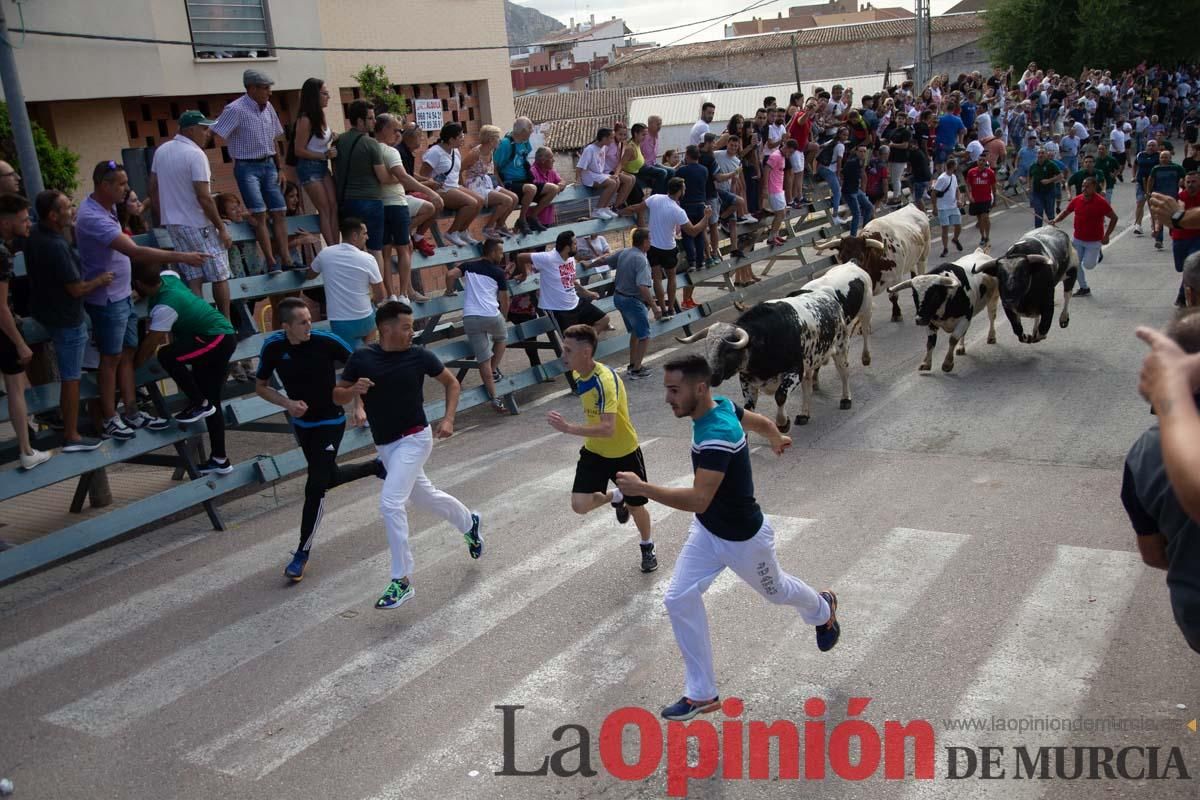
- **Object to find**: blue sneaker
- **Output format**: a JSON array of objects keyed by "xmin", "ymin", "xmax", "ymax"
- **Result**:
[
  {"xmin": 284, "ymin": 550, "xmax": 309, "ymax": 582},
  {"xmin": 375, "ymin": 579, "xmax": 414, "ymax": 610},
  {"xmin": 816, "ymin": 590, "xmax": 840, "ymax": 652},
  {"xmin": 661, "ymin": 696, "xmax": 720, "ymax": 721},
  {"xmin": 464, "ymin": 512, "xmax": 483, "ymax": 559}
]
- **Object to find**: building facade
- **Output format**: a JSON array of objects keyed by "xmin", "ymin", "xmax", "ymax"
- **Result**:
[{"xmin": 14, "ymin": 0, "xmax": 515, "ymax": 199}]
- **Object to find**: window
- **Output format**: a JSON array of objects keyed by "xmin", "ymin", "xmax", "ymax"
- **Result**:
[{"xmin": 186, "ymin": 1, "xmax": 275, "ymax": 59}]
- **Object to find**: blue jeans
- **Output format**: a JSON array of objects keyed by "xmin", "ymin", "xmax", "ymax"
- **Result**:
[
  {"xmin": 295, "ymin": 157, "xmax": 330, "ymax": 185},
  {"xmin": 49, "ymin": 321, "xmax": 88, "ymax": 381},
  {"xmin": 817, "ymin": 166, "xmax": 842, "ymax": 215},
  {"xmin": 85, "ymin": 296, "xmax": 138, "ymax": 356},
  {"xmin": 845, "ymin": 190, "xmax": 873, "ymax": 235},
  {"xmin": 1063, "ymin": 155, "xmax": 1078, "ymax": 174},
  {"xmin": 1031, "ymin": 192, "xmax": 1053, "ymax": 227},
  {"xmin": 234, "ymin": 159, "xmax": 287, "ymax": 213},
  {"xmin": 637, "ymin": 164, "xmax": 671, "ymax": 195},
  {"xmin": 682, "ymin": 203, "xmax": 707, "ymax": 268},
  {"xmin": 613, "ymin": 293, "xmax": 651, "ymax": 340}
]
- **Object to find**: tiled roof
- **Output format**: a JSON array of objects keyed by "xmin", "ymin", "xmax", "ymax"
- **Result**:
[
  {"xmin": 514, "ymin": 80, "xmax": 730, "ymax": 125},
  {"xmin": 541, "ymin": 116, "xmax": 616, "ymax": 151},
  {"xmin": 612, "ymin": 12, "xmax": 986, "ymax": 69}
]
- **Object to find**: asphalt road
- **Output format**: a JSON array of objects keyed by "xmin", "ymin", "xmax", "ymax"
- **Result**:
[{"xmin": 1, "ymin": 172, "xmax": 1197, "ymax": 800}]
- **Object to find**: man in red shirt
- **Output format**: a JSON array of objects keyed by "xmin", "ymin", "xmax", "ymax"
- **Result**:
[
  {"xmin": 1051, "ymin": 175, "xmax": 1118, "ymax": 297},
  {"xmin": 965, "ymin": 160, "xmax": 997, "ymax": 245},
  {"xmin": 1170, "ymin": 171, "xmax": 1200, "ymax": 306}
]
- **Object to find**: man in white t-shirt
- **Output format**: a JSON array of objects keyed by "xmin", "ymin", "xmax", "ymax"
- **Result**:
[
  {"xmin": 149, "ymin": 110, "xmax": 234, "ymax": 319},
  {"xmin": 444, "ymin": 238, "xmax": 511, "ymax": 411},
  {"xmin": 620, "ymin": 177, "xmax": 711, "ymax": 319},
  {"xmin": 933, "ymin": 158, "xmax": 963, "ymax": 257},
  {"xmin": 689, "ymin": 102, "xmax": 716, "ymax": 146},
  {"xmin": 577, "ymin": 232, "xmax": 612, "ymax": 274},
  {"xmin": 515, "ymin": 230, "xmax": 611, "ymax": 334},
  {"xmin": 305, "ymin": 217, "xmax": 385, "ymax": 348}
]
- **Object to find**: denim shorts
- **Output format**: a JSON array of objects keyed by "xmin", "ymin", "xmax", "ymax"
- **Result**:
[
  {"xmin": 295, "ymin": 157, "xmax": 329, "ymax": 186},
  {"xmin": 85, "ymin": 297, "xmax": 139, "ymax": 355},
  {"xmin": 937, "ymin": 207, "xmax": 963, "ymax": 227},
  {"xmin": 234, "ymin": 158, "xmax": 287, "ymax": 213},
  {"xmin": 50, "ymin": 321, "xmax": 89, "ymax": 381},
  {"xmin": 613, "ymin": 293, "xmax": 651, "ymax": 340},
  {"xmin": 383, "ymin": 203, "xmax": 411, "ymax": 247},
  {"xmin": 329, "ymin": 315, "xmax": 377, "ymax": 350},
  {"xmin": 341, "ymin": 199, "xmax": 385, "ymax": 251}
]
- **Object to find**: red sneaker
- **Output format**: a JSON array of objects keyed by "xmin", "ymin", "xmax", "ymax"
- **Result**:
[
  {"xmin": 681, "ymin": 299, "xmax": 698, "ymax": 310},
  {"xmin": 414, "ymin": 236, "xmax": 436, "ymax": 257}
]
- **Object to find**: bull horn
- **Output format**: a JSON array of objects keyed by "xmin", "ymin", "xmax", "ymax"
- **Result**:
[
  {"xmin": 888, "ymin": 279, "xmax": 914, "ymax": 293},
  {"xmin": 813, "ymin": 235, "xmax": 846, "ymax": 251},
  {"xmin": 725, "ymin": 327, "xmax": 751, "ymax": 349},
  {"xmin": 864, "ymin": 239, "xmax": 886, "ymax": 251},
  {"xmin": 674, "ymin": 330, "xmax": 709, "ymax": 344}
]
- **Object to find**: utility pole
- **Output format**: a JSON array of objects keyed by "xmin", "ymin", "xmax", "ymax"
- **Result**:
[
  {"xmin": 0, "ymin": 4, "xmax": 43, "ymax": 198},
  {"xmin": 914, "ymin": 0, "xmax": 931, "ymax": 92},
  {"xmin": 791, "ymin": 34, "xmax": 802, "ymax": 95}
]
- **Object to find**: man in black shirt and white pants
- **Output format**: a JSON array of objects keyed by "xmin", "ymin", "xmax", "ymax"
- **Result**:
[
  {"xmin": 337, "ymin": 300, "xmax": 482, "ymax": 610},
  {"xmin": 256, "ymin": 298, "xmax": 384, "ymax": 581}
]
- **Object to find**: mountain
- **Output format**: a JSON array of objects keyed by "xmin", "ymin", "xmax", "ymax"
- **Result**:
[{"xmin": 505, "ymin": 1, "xmax": 567, "ymax": 51}]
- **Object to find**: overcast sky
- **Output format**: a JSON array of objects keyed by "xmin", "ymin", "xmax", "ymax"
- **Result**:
[{"xmin": 510, "ymin": 0, "xmax": 966, "ymax": 46}]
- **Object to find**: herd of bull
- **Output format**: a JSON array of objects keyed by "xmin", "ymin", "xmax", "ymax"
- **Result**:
[{"xmin": 676, "ymin": 204, "xmax": 1083, "ymax": 432}]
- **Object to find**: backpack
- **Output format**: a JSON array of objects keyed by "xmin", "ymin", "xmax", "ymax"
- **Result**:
[{"xmin": 816, "ymin": 139, "xmax": 838, "ymax": 167}]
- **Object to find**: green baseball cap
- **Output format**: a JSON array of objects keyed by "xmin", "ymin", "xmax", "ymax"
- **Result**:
[{"xmin": 178, "ymin": 110, "xmax": 216, "ymax": 129}]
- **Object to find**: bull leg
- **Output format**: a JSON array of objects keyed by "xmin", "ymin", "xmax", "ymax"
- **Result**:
[
  {"xmin": 920, "ymin": 329, "xmax": 936, "ymax": 371},
  {"xmin": 795, "ymin": 371, "xmax": 813, "ymax": 426},
  {"xmin": 834, "ymin": 347, "xmax": 852, "ymax": 410},
  {"xmin": 811, "ymin": 366, "xmax": 820, "ymax": 392},
  {"xmin": 889, "ymin": 292, "xmax": 903, "ymax": 322},
  {"xmin": 1002, "ymin": 305, "xmax": 1030, "ymax": 343},
  {"xmin": 986, "ymin": 295, "xmax": 998, "ymax": 344},
  {"xmin": 776, "ymin": 373, "xmax": 797, "ymax": 431},
  {"xmin": 1035, "ymin": 306, "xmax": 1053, "ymax": 342},
  {"xmin": 741, "ymin": 375, "xmax": 758, "ymax": 412},
  {"xmin": 1060, "ymin": 276, "xmax": 1074, "ymax": 329},
  {"xmin": 860, "ymin": 314, "xmax": 873, "ymax": 366},
  {"xmin": 944, "ymin": 318, "xmax": 971, "ymax": 372}
]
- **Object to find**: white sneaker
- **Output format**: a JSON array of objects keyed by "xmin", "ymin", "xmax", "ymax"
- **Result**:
[
  {"xmin": 463, "ymin": 233, "xmax": 482, "ymax": 246},
  {"xmin": 836, "ymin": 215, "xmax": 853, "ymax": 225},
  {"xmin": 737, "ymin": 215, "xmax": 758, "ymax": 224},
  {"xmin": 594, "ymin": 208, "xmax": 615, "ymax": 220},
  {"xmin": 388, "ymin": 294, "xmax": 401, "ymax": 303},
  {"xmin": 19, "ymin": 448, "xmax": 51, "ymax": 470},
  {"xmin": 1133, "ymin": 225, "xmax": 1143, "ymax": 235},
  {"xmin": 445, "ymin": 232, "xmax": 468, "ymax": 247}
]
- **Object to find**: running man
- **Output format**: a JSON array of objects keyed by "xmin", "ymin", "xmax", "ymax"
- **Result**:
[
  {"xmin": 335, "ymin": 300, "xmax": 482, "ymax": 610},
  {"xmin": 616, "ymin": 354, "xmax": 840, "ymax": 721},
  {"xmin": 548, "ymin": 324, "xmax": 657, "ymax": 573},
  {"xmin": 255, "ymin": 297, "xmax": 385, "ymax": 581}
]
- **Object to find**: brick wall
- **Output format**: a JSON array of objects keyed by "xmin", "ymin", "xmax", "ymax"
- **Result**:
[{"xmin": 337, "ymin": 80, "xmax": 483, "ymax": 149}]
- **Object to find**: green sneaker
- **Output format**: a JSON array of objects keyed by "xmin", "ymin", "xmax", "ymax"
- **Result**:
[
  {"xmin": 464, "ymin": 512, "xmax": 483, "ymax": 559},
  {"xmin": 375, "ymin": 579, "xmax": 414, "ymax": 610}
]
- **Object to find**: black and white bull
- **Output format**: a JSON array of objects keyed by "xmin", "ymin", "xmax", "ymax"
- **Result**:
[
  {"xmin": 676, "ymin": 292, "xmax": 852, "ymax": 431},
  {"xmin": 888, "ymin": 248, "xmax": 999, "ymax": 373},
  {"xmin": 789, "ymin": 262, "xmax": 874, "ymax": 366},
  {"xmin": 972, "ymin": 227, "xmax": 1079, "ymax": 343},
  {"xmin": 812, "ymin": 203, "xmax": 931, "ymax": 322}
]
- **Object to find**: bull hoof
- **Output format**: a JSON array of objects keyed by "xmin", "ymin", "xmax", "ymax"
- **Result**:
[
  {"xmin": 891, "ymin": 312, "xmax": 902, "ymax": 323},
  {"xmin": 987, "ymin": 335, "xmax": 997, "ymax": 344},
  {"xmin": 778, "ymin": 418, "xmax": 792, "ymax": 433},
  {"xmin": 918, "ymin": 363, "xmax": 932, "ymax": 372},
  {"xmin": 861, "ymin": 353, "xmax": 871, "ymax": 366},
  {"xmin": 942, "ymin": 362, "xmax": 954, "ymax": 373},
  {"xmin": 1060, "ymin": 316, "xmax": 1070, "ymax": 329},
  {"xmin": 794, "ymin": 414, "xmax": 810, "ymax": 426},
  {"xmin": 839, "ymin": 399, "xmax": 852, "ymax": 410}
]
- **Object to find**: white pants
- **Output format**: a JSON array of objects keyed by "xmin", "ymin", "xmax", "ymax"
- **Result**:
[
  {"xmin": 664, "ymin": 516, "xmax": 829, "ymax": 701},
  {"xmin": 376, "ymin": 426, "xmax": 473, "ymax": 580}
]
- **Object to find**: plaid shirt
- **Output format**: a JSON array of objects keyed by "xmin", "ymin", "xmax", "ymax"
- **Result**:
[{"xmin": 211, "ymin": 93, "xmax": 284, "ymax": 160}]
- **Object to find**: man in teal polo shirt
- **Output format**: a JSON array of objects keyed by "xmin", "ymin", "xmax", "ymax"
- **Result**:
[{"xmin": 133, "ymin": 263, "xmax": 237, "ymax": 474}]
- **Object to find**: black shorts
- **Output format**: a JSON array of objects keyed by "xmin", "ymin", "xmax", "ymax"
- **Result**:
[
  {"xmin": 0, "ymin": 327, "xmax": 23, "ymax": 375},
  {"xmin": 968, "ymin": 200, "xmax": 992, "ymax": 216},
  {"xmin": 504, "ymin": 180, "xmax": 546, "ymax": 198},
  {"xmin": 551, "ymin": 299, "xmax": 606, "ymax": 330},
  {"xmin": 572, "ymin": 446, "xmax": 649, "ymax": 506},
  {"xmin": 649, "ymin": 245, "xmax": 681, "ymax": 274}
]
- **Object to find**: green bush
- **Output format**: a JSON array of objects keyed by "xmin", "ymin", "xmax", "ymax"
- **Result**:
[
  {"xmin": 0, "ymin": 101, "xmax": 80, "ymax": 195},
  {"xmin": 353, "ymin": 64, "xmax": 409, "ymax": 118}
]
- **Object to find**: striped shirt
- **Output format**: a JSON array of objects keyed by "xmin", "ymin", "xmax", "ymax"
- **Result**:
[{"xmin": 211, "ymin": 93, "xmax": 284, "ymax": 160}]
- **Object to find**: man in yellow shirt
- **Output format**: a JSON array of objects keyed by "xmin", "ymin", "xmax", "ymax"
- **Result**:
[{"xmin": 547, "ymin": 324, "xmax": 657, "ymax": 572}]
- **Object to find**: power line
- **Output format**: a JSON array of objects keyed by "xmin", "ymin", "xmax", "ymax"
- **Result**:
[{"xmin": 8, "ymin": 3, "xmax": 786, "ymax": 54}]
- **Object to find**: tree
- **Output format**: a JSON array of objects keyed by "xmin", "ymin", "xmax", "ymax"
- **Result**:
[
  {"xmin": 983, "ymin": 0, "xmax": 1082, "ymax": 76},
  {"xmin": 353, "ymin": 65, "xmax": 409, "ymax": 118},
  {"xmin": 0, "ymin": 101, "xmax": 80, "ymax": 194}
]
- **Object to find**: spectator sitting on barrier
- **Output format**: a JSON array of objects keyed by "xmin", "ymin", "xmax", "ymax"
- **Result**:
[
  {"xmin": 305, "ymin": 217, "xmax": 385, "ymax": 349},
  {"xmin": 0, "ymin": 193, "xmax": 52, "ymax": 466},
  {"xmin": 530, "ymin": 147, "xmax": 566, "ymax": 230},
  {"xmin": 1125, "ymin": 310, "xmax": 1200, "ymax": 655},
  {"xmin": 217, "ymin": 193, "xmax": 264, "ymax": 277},
  {"xmin": 333, "ymin": 100, "xmax": 390, "ymax": 270},
  {"xmin": 420, "ymin": 122, "xmax": 481, "ymax": 249},
  {"xmin": 609, "ymin": 122, "xmax": 640, "ymax": 208},
  {"xmin": 515, "ymin": 230, "xmax": 611, "ymax": 335},
  {"xmin": 374, "ymin": 114, "xmax": 431, "ymax": 304},
  {"xmin": 661, "ymin": 150, "xmax": 682, "ymax": 170},
  {"xmin": 444, "ymin": 238, "xmax": 511, "ymax": 413},
  {"xmin": 462, "ymin": 125, "xmax": 519, "ymax": 241},
  {"xmin": 282, "ymin": 181, "xmax": 323, "ymax": 265},
  {"xmin": 210, "ymin": 69, "xmax": 296, "ymax": 273},
  {"xmin": 576, "ymin": 231, "xmax": 611, "ymax": 274},
  {"xmin": 77, "ymin": 160, "xmax": 204, "ymax": 443},
  {"xmin": 495, "ymin": 117, "xmax": 559, "ymax": 235},
  {"xmin": 577, "ymin": 128, "xmax": 621, "ymax": 221},
  {"xmin": 133, "ymin": 263, "xmax": 236, "ymax": 475},
  {"xmin": 631, "ymin": 122, "xmax": 670, "ymax": 196},
  {"xmin": 290, "ymin": 77, "xmax": 339, "ymax": 249},
  {"xmin": 396, "ymin": 123, "xmax": 443, "ymax": 259},
  {"xmin": 25, "ymin": 190, "xmax": 116, "ymax": 455}
]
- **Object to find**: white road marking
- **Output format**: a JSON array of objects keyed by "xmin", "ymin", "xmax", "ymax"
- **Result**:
[
  {"xmin": 899, "ymin": 545, "xmax": 1142, "ymax": 799},
  {"xmin": 0, "ymin": 432, "xmax": 562, "ymax": 694},
  {"xmin": 42, "ymin": 470, "xmax": 578, "ymax": 737},
  {"xmin": 184, "ymin": 477, "xmax": 690, "ymax": 780},
  {"xmin": 360, "ymin": 515, "xmax": 819, "ymax": 800}
]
